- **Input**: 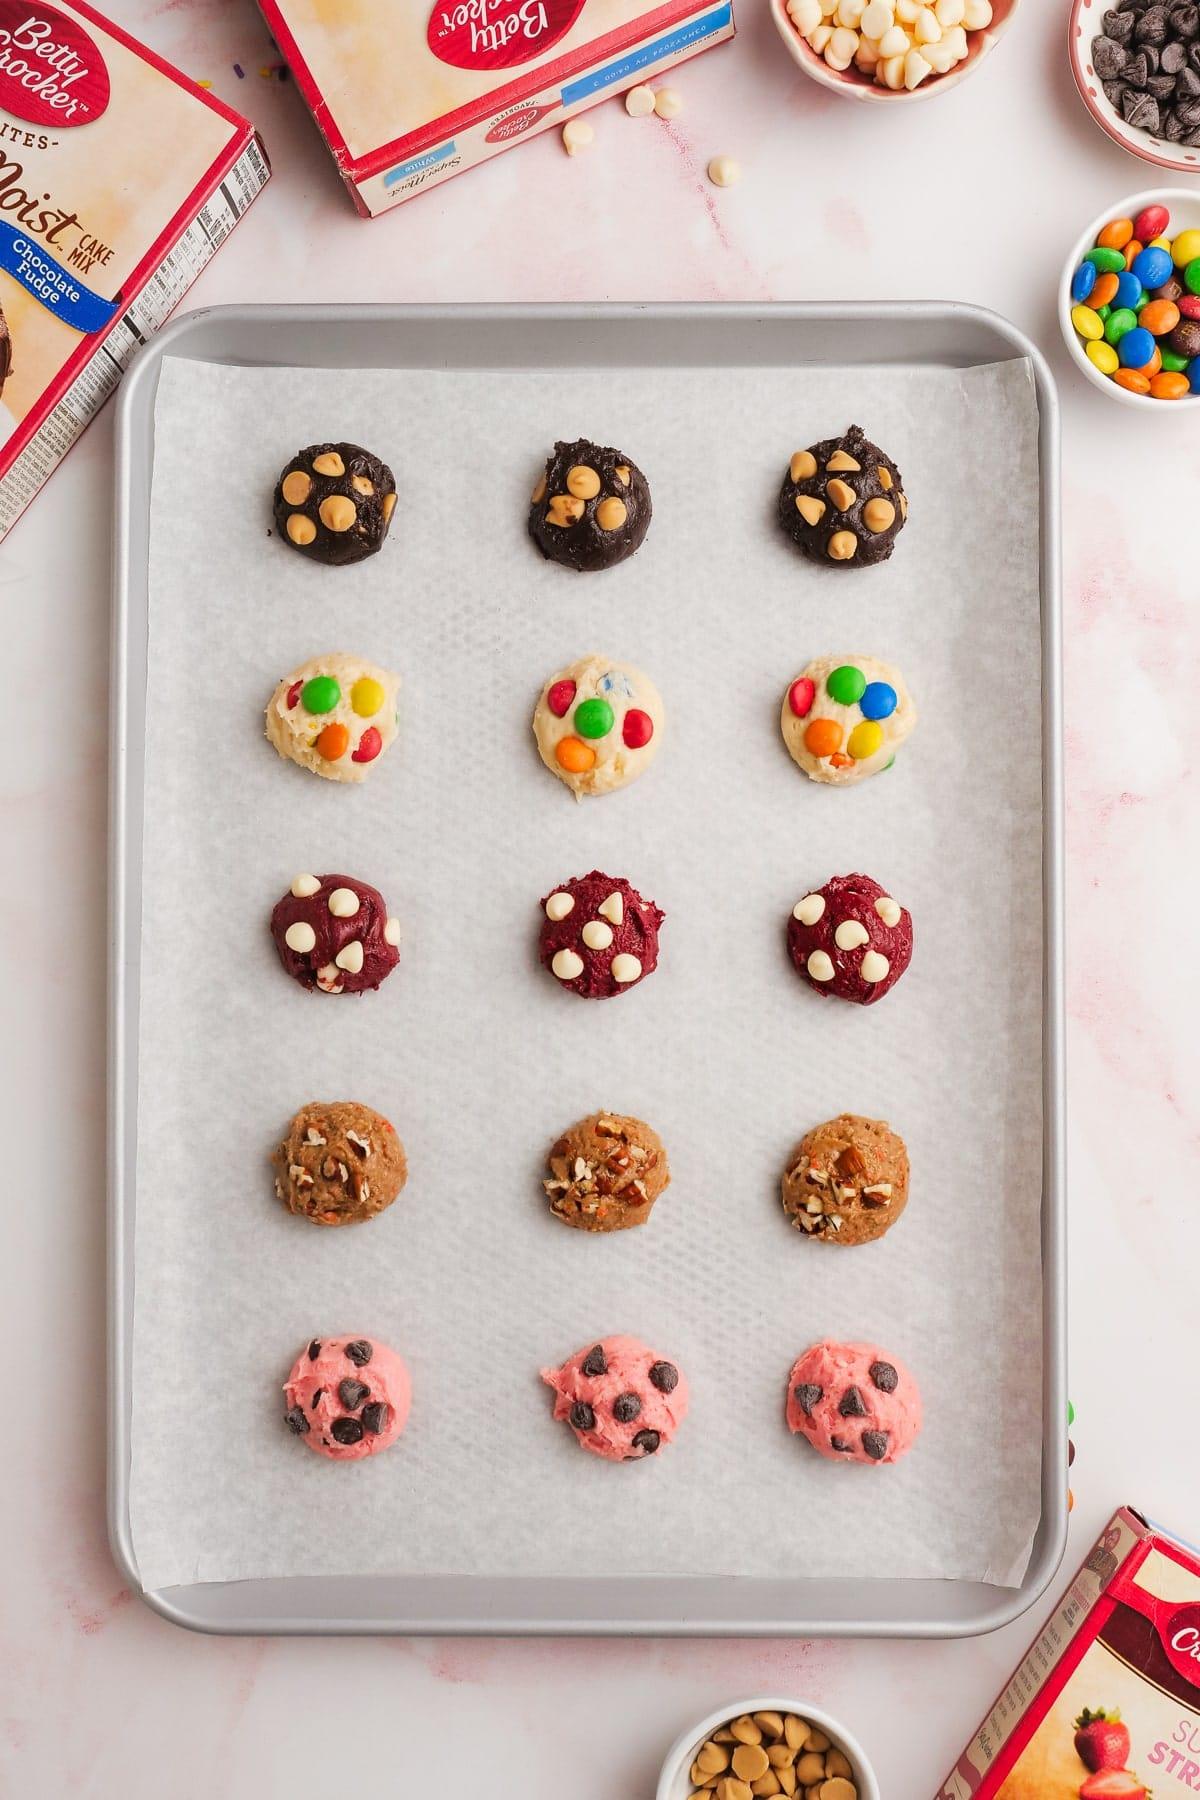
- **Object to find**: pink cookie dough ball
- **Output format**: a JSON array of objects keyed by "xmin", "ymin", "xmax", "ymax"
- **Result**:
[
  {"xmin": 786, "ymin": 1339, "xmax": 921, "ymax": 1466},
  {"xmin": 541, "ymin": 1333, "xmax": 688, "ymax": 1461},
  {"xmin": 283, "ymin": 1334, "xmax": 411, "ymax": 1461}
]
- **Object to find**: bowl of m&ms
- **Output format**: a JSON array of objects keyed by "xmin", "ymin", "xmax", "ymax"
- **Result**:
[
  {"xmin": 1062, "ymin": 191, "xmax": 1200, "ymax": 405},
  {"xmin": 770, "ymin": 0, "xmax": 1019, "ymax": 99}
]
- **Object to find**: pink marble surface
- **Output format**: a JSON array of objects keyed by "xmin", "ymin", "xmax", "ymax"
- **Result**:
[{"xmin": 5, "ymin": 0, "xmax": 1200, "ymax": 1793}]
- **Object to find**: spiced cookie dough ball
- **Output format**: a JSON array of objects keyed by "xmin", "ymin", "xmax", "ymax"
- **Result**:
[
  {"xmin": 778, "ymin": 424, "xmax": 907, "ymax": 567},
  {"xmin": 533, "ymin": 654, "xmax": 664, "ymax": 799},
  {"xmin": 270, "ymin": 872, "xmax": 401, "ymax": 995},
  {"xmin": 787, "ymin": 1340, "xmax": 922, "ymax": 1466},
  {"xmin": 782, "ymin": 655, "xmax": 917, "ymax": 786},
  {"xmin": 539, "ymin": 872, "xmax": 663, "ymax": 998},
  {"xmin": 787, "ymin": 872, "xmax": 912, "ymax": 1006},
  {"xmin": 541, "ymin": 1335, "xmax": 688, "ymax": 1461},
  {"xmin": 781, "ymin": 1114, "xmax": 909, "ymax": 1245},
  {"xmin": 543, "ymin": 1112, "xmax": 669, "ymax": 1231},
  {"xmin": 273, "ymin": 442, "xmax": 396, "ymax": 565},
  {"xmin": 284, "ymin": 1334, "xmax": 411, "ymax": 1460},
  {"xmin": 272, "ymin": 1101, "xmax": 407, "ymax": 1227},
  {"xmin": 528, "ymin": 438, "xmax": 651, "ymax": 572}
]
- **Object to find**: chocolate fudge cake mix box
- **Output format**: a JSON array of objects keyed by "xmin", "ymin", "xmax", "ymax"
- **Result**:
[
  {"xmin": 257, "ymin": 0, "xmax": 735, "ymax": 216},
  {"xmin": 938, "ymin": 1508, "xmax": 1200, "ymax": 1799},
  {"xmin": 0, "ymin": 2, "xmax": 269, "ymax": 542}
]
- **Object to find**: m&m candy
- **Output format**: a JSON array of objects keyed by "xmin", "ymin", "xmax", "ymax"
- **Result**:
[{"xmin": 1068, "ymin": 206, "xmax": 1200, "ymax": 402}]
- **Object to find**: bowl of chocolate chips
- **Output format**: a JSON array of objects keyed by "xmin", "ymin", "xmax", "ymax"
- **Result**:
[{"xmin": 1071, "ymin": 0, "xmax": 1200, "ymax": 171}]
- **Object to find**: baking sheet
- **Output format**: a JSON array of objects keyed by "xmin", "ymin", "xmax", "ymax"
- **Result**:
[{"xmin": 129, "ymin": 352, "xmax": 1044, "ymax": 1594}]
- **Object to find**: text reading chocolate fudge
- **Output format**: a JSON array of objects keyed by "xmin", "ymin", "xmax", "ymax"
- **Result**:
[
  {"xmin": 273, "ymin": 442, "xmax": 396, "ymax": 565},
  {"xmin": 527, "ymin": 437, "xmax": 651, "ymax": 572},
  {"xmin": 778, "ymin": 423, "xmax": 907, "ymax": 567},
  {"xmin": 1092, "ymin": 4, "xmax": 1200, "ymax": 143}
]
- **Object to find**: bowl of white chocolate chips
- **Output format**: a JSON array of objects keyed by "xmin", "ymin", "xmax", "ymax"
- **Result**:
[
  {"xmin": 771, "ymin": 0, "xmax": 1019, "ymax": 97},
  {"xmin": 657, "ymin": 1699, "xmax": 881, "ymax": 1800}
]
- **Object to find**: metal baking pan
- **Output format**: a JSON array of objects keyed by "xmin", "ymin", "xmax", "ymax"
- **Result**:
[{"xmin": 108, "ymin": 302, "xmax": 1066, "ymax": 1636}]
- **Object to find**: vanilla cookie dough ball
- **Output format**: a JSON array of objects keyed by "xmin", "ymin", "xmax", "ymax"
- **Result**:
[
  {"xmin": 533, "ymin": 654, "xmax": 663, "ymax": 799},
  {"xmin": 265, "ymin": 652, "xmax": 399, "ymax": 782},
  {"xmin": 781, "ymin": 655, "xmax": 916, "ymax": 786}
]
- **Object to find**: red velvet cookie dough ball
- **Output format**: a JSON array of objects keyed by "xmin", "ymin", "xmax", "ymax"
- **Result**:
[
  {"xmin": 541, "ymin": 1334, "xmax": 688, "ymax": 1461},
  {"xmin": 786, "ymin": 872, "xmax": 912, "ymax": 1005},
  {"xmin": 538, "ymin": 871, "xmax": 663, "ymax": 998},
  {"xmin": 786, "ymin": 1340, "xmax": 922, "ymax": 1466},
  {"xmin": 283, "ymin": 1334, "xmax": 411, "ymax": 1461},
  {"xmin": 270, "ymin": 872, "xmax": 401, "ymax": 995}
]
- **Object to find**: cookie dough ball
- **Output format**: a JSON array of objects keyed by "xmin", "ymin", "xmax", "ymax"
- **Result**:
[
  {"xmin": 539, "ymin": 872, "xmax": 663, "ymax": 999},
  {"xmin": 271, "ymin": 872, "xmax": 401, "ymax": 995},
  {"xmin": 266, "ymin": 652, "xmax": 399, "ymax": 783},
  {"xmin": 781, "ymin": 655, "xmax": 916, "ymax": 786},
  {"xmin": 781, "ymin": 1114, "xmax": 909, "ymax": 1245},
  {"xmin": 541, "ymin": 1335, "xmax": 688, "ymax": 1461},
  {"xmin": 787, "ymin": 872, "xmax": 912, "ymax": 1006},
  {"xmin": 272, "ymin": 1101, "xmax": 407, "ymax": 1227},
  {"xmin": 778, "ymin": 424, "xmax": 907, "ymax": 568},
  {"xmin": 284, "ymin": 1334, "xmax": 411, "ymax": 1460},
  {"xmin": 273, "ymin": 442, "xmax": 396, "ymax": 566},
  {"xmin": 0, "ymin": 304, "xmax": 11, "ymax": 400},
  {"xmin": 786, "ymin": 1340, "xmax": 922, "ymax": 1465},
  {"xmin": 533, "ymin": 654, "xmax": 664, "ymax": 800},
  {"xmin": 528, "ymin": 438, "xmax": 651, "ymax": 572},
  {"xmin": 543, "ymin": 1112, "xmax": 669, "ymax": 1231}
]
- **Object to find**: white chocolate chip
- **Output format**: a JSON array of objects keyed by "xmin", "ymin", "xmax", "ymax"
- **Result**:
[
  {"xmin": 611, "ymin": 953, "xmax": 642, "ymax": 984},
  {"xmin": 582, "ymin": 920, "xmax": 614, "ymax": 951},
  {"xmin": 327, "ymin": 887, "xmax": 360, "ymax": 918},
  {"xmin": 624, "ymin": 84, "xmax": 656, "ymax": 115},
  {"xmin": 875, "ymin": 895, "xmax": 902, "ymax": 928},
  {"xmin": 861, "ymin": 950, "xmax": 891, "ymax": 983},
  {"xmin": 552, "ymin": 948, "xmax": 584, "ymax": 981},
  {"xmin": 384, "ymin": 917, "xmax": 401, "ymax": 946},
  {"xmin": 861, "ymin": 0, "xmax": 893, "ymax": 30},
  {"xmin": 904, "ymin": 44, "xmax": 933, "ymax": 84},
  {"xmin": 807, "ymin": 950, "xmax": 835, "ymax": 982},
  {"xmin": 545, "ymin": 892, "xmax": 575, "ymax": 922},
  {"xmin": 290, "ymin": 873, "xmax": 321, "ymax": 898},
  {"xmin": 834, "ymin": 919, "xmax": 870, "ymax": 951},
  {"xmin": 793, "ymin": 893, "xmax": 826, "ymax": 926},
  {"xmin": 562, "ymin": 117, "xmax": 594, "ymax": 155},
  {"xmin": 878, "ymin": 22, "xmax": 910, "ymax": 51},
  {"xmin": 334, "ymin": 940, "xmax": 365, "ymax": 975},
  {"xmin": 284, "ymin": 921, "xmax": 316, "ymax": 954},
  {"xmin": 315, "ymin": 964, "xmax": 343, "ymax": 993},
  {"xmin": 707, "ymin": 155, "xmax": 741, "ymax": 188},
  {"xmin": 653, "ymin": 86, "xmax": 683, "ymax": 117},
  {"xmin": 597, "ymin": 892, "xmax": 624, "ymax": 926},
  {"xmin": 963, "ymin": 0, "xmax": 990, "ymax": 21}
]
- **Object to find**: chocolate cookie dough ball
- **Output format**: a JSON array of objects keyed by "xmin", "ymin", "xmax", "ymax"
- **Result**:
[
  {"xmin": 778, "ymin": 424, "xmax": 907, "ymax": 568},
  {"xmin": 270, "ymin": 872, "xmax": 401, "ymax": 995},
  {"xmin": 781, "ymin": 1114, "xmax": 909, "ymax": 1245},
  {"xmin": 284, "ymin": 1334, "xmax": 411, "ymax": 1461},
  {"xmin": 787, "ymin": 872, "xmax": 912, "ymax": 1005},
  {"xmin": 273, "ymin": 442, "xmax": 396, "ymax": 565},
  {"xmin": 539, "ymin": 871, "xmax": 663, "ymax": 998},
  {"xmin": 543, "ymin": 1112, "xmax": 669, "ymax": 1231},
  {"xmin": 272, "ymin": 1101, "xmax": 407, "ymax": 1227},
  {"xmin": 528, "ymin": 438, "xmax": 651, "ymax": 572},
  {"xmin": 0, "ymin": 304, "xmax": 11, "ymax": 399}
]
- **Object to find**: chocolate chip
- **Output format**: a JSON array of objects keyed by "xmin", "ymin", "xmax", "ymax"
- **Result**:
[
  {"xmin": 794, "ymin": 1383, "xmax": 822, "ymax": 1416},
  {"xmin": 331, "ymin": 1417, "xmax": 364, "ymax": 1445},
  {"xmin": 581, "ymin": 1344, "xmax": 607, "ymax": 1377},
  {"xmin": 869, "ymin": 1360, "xmax": 898, "ymax": 1393},
  {"xmin": 307, "ymin": 1339, "xmax": 321, "ymax": 1361},
  {"xmin": 310, "ymin": 1388, "xmax": 324, "ymax": 1408},
  {"xmin": 830, "ymin": 1436, "xmax": 852, "ymax": 1453},
  {"xmin": 1103, "ymin": 76, "xmax": 1127, "ymax": 103},
  {"xmin": 1163, "ymin": 35, "xmax": 1188, "ymax": 64},
  {"xmin": 1165, "ymin": 103, "xmax": 1188, "ymax": 131},
  {"xmin": 838, "ymin": 1386, "xmax": 867, "ymax": 1417},
  {"xmin": 1122, "ymin": 49, "xmax": 1150, "ymax": 82},
  {"xmin": 1093, "ymin": 33, "xmax": 1128, "ymax": 74},
  {"xmin": 1148, "ymin": 68, "xmax": 1179, "ymax": 92},
  {"xmin": 1191, "ymin": 35, "xmax": 1200, "ymax": 66},
  {"xmin": 284, "ymin": 1405, "xmax": 310, "ymax": 1434},
  {"xmin": 344, "ymin": 1339, "xmax": 373, "ymax": 1365},
  {"xmin": 361, "ymin": 1402, "xmax": 388, "ymax": 1435},
  {"xmin": 631, "ymin": 1429, "xmax": 660, "ymax": 1455},
  {"xmin": 649, "ymin": 1361, "xmax": 678, "ymax": 1393},
  {"xmin": 1136, "ymin": 3, "xmax": 1168, "ymax": 41},
  {"xmin": 1176, "ymin": 63, "xmax": 1200, "ymax": 90},
  {"xmin": 1105, "ymin": 4, "xmax": 1135, "ymax": 35},
  {"xmin": 1171, "ymin": 0, "xmax": 1200, "ymax": 33},
  {"xmin": 569, "ymin": 1401, "xmax": 596, "ymax": 1432},
  {"xmin": 338, "ymin": 1378, "xmax": 369, "ymax": 1410},
  {"xmin": 863, "ymin": 1430, "xmax": 889, "ymax": 1461},
  {"xmin": 612, "ymin": 1392, "xmax": 642, "ymax": 1423},
  {"xmin": 1124, "ymin": 88, "xmax": 1161, "ymax": 126}
]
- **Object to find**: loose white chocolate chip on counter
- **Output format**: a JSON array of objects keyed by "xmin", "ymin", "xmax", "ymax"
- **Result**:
[
  {"xmin": 785, "ymin": 0, "xmax": 991, "ymax": 89},
  {"xmin": 686, "ymin": 1713, "xmax": 861, "ymax": 1800},
  {"xmin": 707, "ymin": 155, "xmax": 741, "ymax": 188},
  {"xmin": 624, "ymin": 83, "xmax": 656, "ymax": 115},
  {"xmin": 653, "ymin": 85, "xmax": 684, "ymax": 116},
  {"xmin": 562, "ymin": 117, "xmax": 594, "ymax": 154}
]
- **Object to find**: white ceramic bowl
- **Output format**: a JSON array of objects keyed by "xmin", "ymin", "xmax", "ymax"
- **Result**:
[
  {"xmin": 769, "ymin": 0, "xmax": 1020, "ymax": 103},
  {"xmin": 1069, "ymin": 0, "xmax": 1200, "ymax": 174},
  {"xmin": 1059, "ymin": 186, "xmax": 1200, "ymax": 410},
  {"xmin": 657, "ymin": 1696, "xmax": 881, "ymax": 1800}
]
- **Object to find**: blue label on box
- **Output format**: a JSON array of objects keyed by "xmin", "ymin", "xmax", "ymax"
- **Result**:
[
  {"xmin": 383, "ymin": 139, "xmax": 458, "ymax": 187},
  {"xmin": 0, "ymin": 221, "xmax": 118, "ymax": 334},
  {"xmin": 560, "ymin": 1, "xmax": 733, "ymax": 105}
]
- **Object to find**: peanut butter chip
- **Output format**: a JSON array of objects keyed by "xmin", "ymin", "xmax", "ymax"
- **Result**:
[
  {"xmin": 546, "ymin": 494, "xmax": 585, "ymax": 528},
  {"xmin": 319, "ymin": 494, "xmax": 357, "ymax": 533},
  {"xmin": 718, "ymin": 1781, "xmax": 753, "ymax": 1800},
  {"xmin": 614, "ymin": 464, "xmax": 631, "ymax": 486},
  {"xmin": 826, "ymin": 449, "xmax": 861, "ymax": 472},
  {"xmin": 818, "ymin": 1782, "xmax": 856, "ymax": 1800},
  {"xmin": 286, "ymin": 513, "xmax": 317, "ymax": 546},
  {"xmin": 595, "ymin": 496, "xmax": 628, "ymax": 531},
  {"xmin": 789, "ymin": 449, "xmax": 817, "ymax": 482},
  {"xmin": 732, "ymin": 1747, "xmax": 770, "ymax": 1782},
  {"xmin": 281, "ymin": 470, "xmax": 312, "ymax": 506},
  {"xmin": 862, "ymin": 496, "xmax": 896, "ymax": 533},
  {"xmin": 531, "ymin": 474, "xmax": 547, "ymax": 505},
  {"xmin": 381, "ymin": 491, "xmax": 397, "ymax": 522},
  {"xmin": 795, "ymin": 1754, "xmax": 827, "ymax": 1785},
  {"xmin": 783, "ymin": 1718, "xmax": 810, "ymax": 1751},
  {"xmin": 796, "ymin": 493, "xmax": 826, "ymax": 526},
  {"xmin": 754, "ymin": 1715, "xmax": 784, "ymax": 1739},
  {"xmin": 899, "ymin": 490, "xmax": 908, "ymax": 519},
  {"xmin": 877, "ymin": 465, "xmax": 893, "ymax": 490},
  {"xmin": 698, "ymin": 1744, "xmax": 730, "ymax": 1775},
  {"xmin": 350, "ymin": 474, "xmax": 375, "ymax": 496},
  {"xmin": 311, "ymin": 451, "xmax": 345, "ymax": 477},
  {"xmin": 827, "ymin": 530, "xmax": 858, "ymax": 560},
  {"xmin": 566, "ymin": 464, "xmax": 601, "ymax": 500},
  {"xmin": 826, "ymin": 477, "xmax": 856, "ymax": 511},
  {"xmin": 730, "ymin": 1717, "xmax": 762, "ymax": 1747}
]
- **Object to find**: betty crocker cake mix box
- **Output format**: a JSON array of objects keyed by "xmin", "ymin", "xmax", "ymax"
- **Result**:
[
  {"xmin": 939, "ymin": 1508, "xmax": 1200, "ymax": 1800},
  {"xmin": 0, "ymin": 1, "xmax": 269, "ymax": 542},
  {"xmin": 257, "ymin": 0, "xmax": 735, "ymax": 216}
]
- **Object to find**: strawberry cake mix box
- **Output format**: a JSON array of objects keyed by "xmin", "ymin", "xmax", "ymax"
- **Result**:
[
  {"xmin": 257, "ymin": 0, "xmax": 735, "ymax": 216},
  {"xmin": 938, "ymin": 1508, "xmax": 1200, "ymax": 1800},
  {"xmin": 0, "ymin": 1, "xmax": 269, "ymax": 541}
]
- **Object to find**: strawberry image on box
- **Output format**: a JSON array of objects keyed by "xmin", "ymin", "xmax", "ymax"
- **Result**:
[{"xmin": 256, "ymin": 0, "xmax": 735, "ymax": 216}]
